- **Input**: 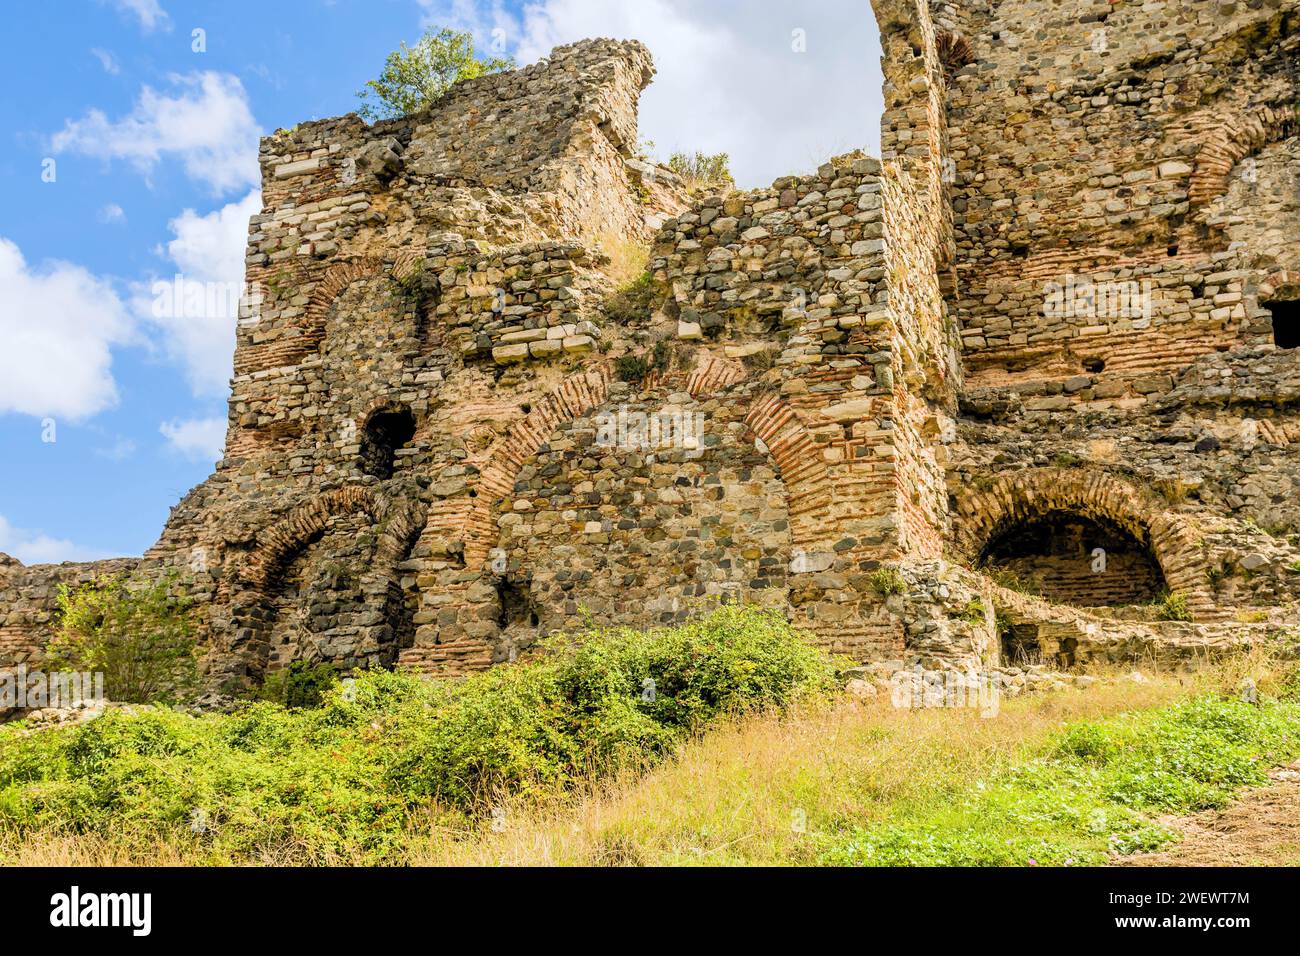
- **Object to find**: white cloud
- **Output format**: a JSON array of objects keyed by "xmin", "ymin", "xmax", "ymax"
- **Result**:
[
  {"xmin": 90, "ymin": 48, "xmax": 121, "ymax": 75},
  {"xmin": 0, "ymin": 515, "xmax": 112, "ymax": 566},
  {"xmin": 419, "ymin": 0, "xmax": 883, "ymax": 188},
  {"xmin": 101, "ymin": 0, "xmax": 171, "ymax": 33},
  {"xmin": 162, "ymin": 191, "xmax": 257, "ymax": 285},
  {"xmin": 51, "ymin": 72, "xmax": 261, "ymax": 196},
  {"xmin": 98, "ymin": 203, "xmax": 126, "ymax": 224},
  {"xmin": 160, "ymin": 417, "xmax": 226, "ymax": 462},
  {"xmin": 133, "ymin": 189, "xmax": 260, "ymax": 397},
  {"xmin": 0, "ymin": 238, "xmax": 133, "ymax": 421}
]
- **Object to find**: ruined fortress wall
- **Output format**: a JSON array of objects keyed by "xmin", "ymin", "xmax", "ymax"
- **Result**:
[
  {"xmin": 939, "ymin": 0, "xmax": 1300, "ymax": 617},
  {"xmin": 4, "ymin": 7, "xmax": 1298, "ymax": 695},
  {"xmin": 179, "ymin": 13, "xmax": 968, "ymax": 679}
]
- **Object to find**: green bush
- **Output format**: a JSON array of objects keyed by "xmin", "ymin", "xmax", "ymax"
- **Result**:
[
  {"xmin": 0, "ymin": 606, "xmax": 834, "ymax": 863},
  {"xmin": 258, "ymin": 661, "xmax": 339, "ymax": 709},
  {"xmin": 356, "ymin": 27, "xmax": 515, "ymax": 121},
  {"xmin": 614, "ymin": 341, "xmax": 672, "ymax": 382},
  {"xmin": 1153, "ymin": 590, "xmax": 1193, "ymax": 622},
  {"xmin": 614, "ymin": 354, "xmax": 650, "ymax": 382},
  {"xmin": 390, "ymin": 604, "xmax": 835, "ymax": 807},
  {"xmin": 666, "ymin": 151, "xmax": 735, "ymax": 195},
  {"xmin": 47, "ymin": 574, "xmax": 199, "ymax": 706},
  {"xmin": 1053, "ymin": 722, "xmax": 1117, "ymax": 764},
  {"xmin": 869, "ymin": 567, "xmax": 907, "ymax": 597}
]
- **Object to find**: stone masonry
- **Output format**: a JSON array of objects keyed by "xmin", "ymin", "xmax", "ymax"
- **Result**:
[{"xmin": 4, "ymin": 3, "xmax": 1300, "ymax": 701}]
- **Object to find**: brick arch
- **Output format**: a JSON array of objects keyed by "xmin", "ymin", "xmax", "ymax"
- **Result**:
[
  {"xmin": 224, "ymin": 486, "xmax": 426, "ymax": 678},
  {"xmin": 935, "ymin": 31, "xmax": 973, "ymax": 78},
  {"xmin": 1190, "ymin": 104, "xmax": 1297, "ymax": 214},
  {"xmin": 686, "ymin": 352, "xmax": 747, "ymax": 397},
  {"xmin": 239, "ymin": 254, "xmax": 428, "ymax": 375},
  {"xmin": 404, "ymin": 377, "xmax": 829, "ymax": 675},
  {"xmin": 454, "ymin": 371, "xmax": 832, "ymax": 568},
  {"xmin": 235, "ymin": 486, "xmax": 379, "ymax": 594},
  {"xmin": 459, "ymin": 366, "xmax": 613, "ymax": 568},
  {"xmin": 950, "ymin": 468, "xmax": 1215, "ymax": 619},
  {"xmin": 1263, "ymin": 268, "xmax": 1300, "ymax": 299},
  {"xmin": 744, "ymin": 394, "xmax": 832, "ymax": 549}
]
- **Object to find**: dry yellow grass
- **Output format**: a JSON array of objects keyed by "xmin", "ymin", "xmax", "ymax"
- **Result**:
[
  {"xmin": 595, "ymin": 231, "xmax": 650, "ymax": 289},
  {"xmin": 0, "ymin": 831, "xmax": 196, "ymax": 867},
  {"xmin": 402, "ymin": 670, "xmax": 1193, "ymax": 866}
]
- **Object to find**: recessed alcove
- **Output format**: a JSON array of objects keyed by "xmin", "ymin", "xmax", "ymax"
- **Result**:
[
  {"xmin": 358, "ymin": 406, "xmax": 416, "ymax": 479},
  {"xmin": 981, "ymin": 511, "xmax": 1167, "ymax": 608},
  {"xmin": 1264, "ymin": 300, "xmax": 1300, "ymax": 349}
]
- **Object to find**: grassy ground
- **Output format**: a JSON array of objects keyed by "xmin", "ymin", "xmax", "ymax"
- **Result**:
[
  {"xmin": 401, "ymin": 660, "xmax": 1300, "ymax": 866},
  {"xmin": 4, "ymin": 651, "xmax": 1296, "ymax": 866},
  {"xmin": 2, "ymin": 611, "xmax": 1296, "ymax": 867}
]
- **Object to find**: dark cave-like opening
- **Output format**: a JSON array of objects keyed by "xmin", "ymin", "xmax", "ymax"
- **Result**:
[
  {"xmin": 358, "ymin": 407, "xmax": 416, "ymax": 479},
  {"xmin": 497, "ymin": 578, "xmax": 539, "ymax": 630},
  {"xmin": 1264, "ymin": 299, "xmax": 1300, "ymax": 349},
  {"xmin": 981, "ymin": 511, "xmax": 1167, "ymax": 609}
]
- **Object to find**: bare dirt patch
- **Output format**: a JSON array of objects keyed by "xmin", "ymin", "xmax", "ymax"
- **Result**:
[{"xmin": 1119, "ymin": 765, "xmax": 1300, "ymax": 867}]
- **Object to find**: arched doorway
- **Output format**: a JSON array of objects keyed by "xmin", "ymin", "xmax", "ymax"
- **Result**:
[
  {"xmin": 226, "ymin": 489, "xmax": 424, "ymax": 684},
  {"xmin": 980, "ymin": 510, "xmax": 1168, "ymax": 608},
  {"xmin": 951, "ymin": 468, "xmax": 1216, "ymax": 622}
]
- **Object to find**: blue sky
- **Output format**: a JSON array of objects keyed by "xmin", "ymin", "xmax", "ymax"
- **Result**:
[{"xmin": 0, "ymin": 0, "xmax": 881, "ymax": 564}]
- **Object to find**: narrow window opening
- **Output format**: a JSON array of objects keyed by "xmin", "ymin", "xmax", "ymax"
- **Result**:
[
  {"xmin": 358, "ymin": 406, "xmax": 416, "ymax": 479},
  {"xmin": 1265, "ymin": 300, "xmax": 1300, "ymax": 349},
  {"xmin": 497, "ymin": 578, "xmax": 538, "ymax": 631}
]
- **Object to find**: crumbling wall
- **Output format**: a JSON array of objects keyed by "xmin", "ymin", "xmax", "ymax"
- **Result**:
[
  {"xmin": 937, "ymin": 0, "xmax": 1300, "ymax": 633},
  {"xmin": 135, "ymin": 38, "xmax": 695, "ymax": 689},
  {"xmin": 0, "ymin": 557, "xmax": 139, "ymax": 672},
  {"xmin": 4, "ymin": 9, "xmax": 1298, "ymax": 696}
]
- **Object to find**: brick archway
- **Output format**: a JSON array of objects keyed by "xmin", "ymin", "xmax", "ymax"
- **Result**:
[
  {"xmin": 223, "ymin": 486, "xmax": 425, "ymax": 679},
  {"xmin": 452, "ymin": 370, "xmax": 833, "ymax": 569},
  {"xmin": 743, "ymin": 394, "xmax": 831, "ymax": 549},
  {"xmin": 951, "ymin": 468, "xmax": 1215, "ymax": 619},
  {"xmin": 458, "ymin": 366, "xmax": 613, "ymax": 569},
  {"xmin": 1189, "ymin": 103, "xmax": 1297, "ymax": 215},
  {"xmin": 238, "ymin": 253, "xmax": 426, "ymax": 375},
  {"xmin": 235, "ymin": 487, "xmax": 378, "ymax": 593},
  {"xmin": 404, "ymin": 376, "xmax": 837, "ymax": 673}
]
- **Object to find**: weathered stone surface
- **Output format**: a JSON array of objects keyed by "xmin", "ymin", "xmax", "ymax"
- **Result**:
[{"xmin": 5, "ymin": 4, "xmax": 1300, "ymax": 708}]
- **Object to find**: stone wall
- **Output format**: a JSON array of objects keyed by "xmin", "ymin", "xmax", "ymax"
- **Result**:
[
  {"xmin": 935, "ymin": 0, "xmax": 1300, "ymax": 639},
  {"xmin": 0, "ymin": 557, "xmax": 139, "ymax": 671},
  {"xmin": 3, "ymin": 7, "xmax": 1299, "ymax": 702},
  {"xmin": 945, "ymin": 0, "xmax": 1297, "ymax": 385}
]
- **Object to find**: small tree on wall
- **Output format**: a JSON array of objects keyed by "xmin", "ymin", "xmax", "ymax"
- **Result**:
[
  {"xmin": 48, "ymin": 574, "xmax": 200, "ymax": 705},
  {"xmin": 356, "ymin": 27, "xmax": 516, "ymax": 121}
]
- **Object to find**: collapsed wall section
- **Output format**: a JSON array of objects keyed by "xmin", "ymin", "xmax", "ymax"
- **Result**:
[{"xmin": 0, "ymin": 557, "xmax": 139, "ymax": 697}]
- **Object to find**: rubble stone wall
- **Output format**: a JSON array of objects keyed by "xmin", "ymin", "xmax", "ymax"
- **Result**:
[{"xmin": 4, "ymin": 4, "xmax": 1299, "ymax": 698}]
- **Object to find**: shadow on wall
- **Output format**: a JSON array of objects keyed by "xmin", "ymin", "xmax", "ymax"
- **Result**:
[{"xmin": 981, "ymin": 511, "xmax": 1168, "ymax": 609}]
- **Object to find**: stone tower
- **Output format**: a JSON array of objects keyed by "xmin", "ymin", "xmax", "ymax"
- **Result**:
[{"xmin": 4, "ymin": 3, "xmax": 1300, "ymax": 704}]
